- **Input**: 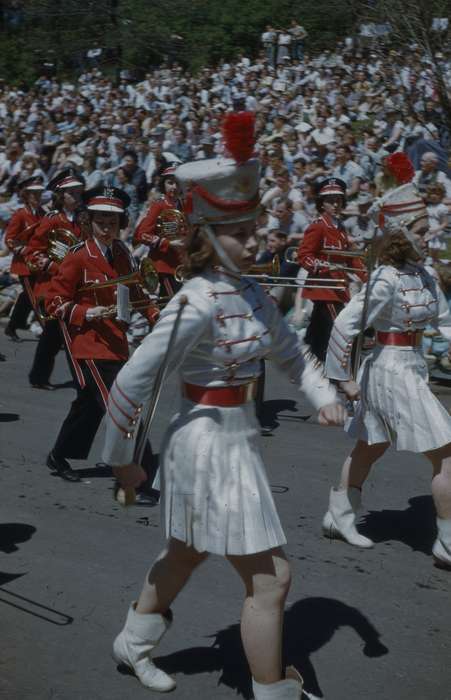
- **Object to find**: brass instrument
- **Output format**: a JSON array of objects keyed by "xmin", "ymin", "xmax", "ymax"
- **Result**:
[
  {"xmin": 156, "ymin": 208, "xmax": 188, "ymax": 240},
  {"xmin": 47, "ymin": 228, "xmax": 80, "ymax": 263},
  {"xmin": 79, "ymin": 258, "xmax": 159, "ymax": 294},
  {"xmin": 255, "ymin": 276, "xmax": 347, "ymax": 290},
  {"xmin": 284, "ymin": 246, "xmax": 367, "ymax": 265},
  {"xmin": 247, "ymin": 256, "xmax": 281, "ymax": 277}
]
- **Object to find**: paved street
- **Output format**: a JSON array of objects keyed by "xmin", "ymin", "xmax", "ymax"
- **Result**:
[{"xmin": 1, "ymin": 324, "xmax": 450, "ymax": 700}]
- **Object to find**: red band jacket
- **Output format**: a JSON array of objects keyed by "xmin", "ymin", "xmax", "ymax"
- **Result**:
[
  {"xmin": 4, "ymin": 207, "xmax": 44, "ymax": 277},
  {"xmin": 133, "ymin": 196, "xmax": 183, "ymax": 275},
  {"xmin": 45, "ymin": 238, "xmax": 159, "ymax": 361},
  {"xmin": 24, "ymin": 211, "xmax": 82, "ymax": 302},
  {"xmin": 297, "ymin": 213, "xmax": 366, "ymax": 303}
]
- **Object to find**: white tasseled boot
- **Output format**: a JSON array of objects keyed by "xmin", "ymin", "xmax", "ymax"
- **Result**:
[
  {"xmin": 432, "ymin": 518, "xmax": 451, "ymax": 569},
  {"xmin": 252, "ymin": 667, "xmax": 303, "ymax": 699},
  {"xmin": 112, "ymin": 602, "xmax": 176, "ymax": 692},
  {"xmin": 322, "ymin": 487, "xmax": 374, "ymax": 548}
]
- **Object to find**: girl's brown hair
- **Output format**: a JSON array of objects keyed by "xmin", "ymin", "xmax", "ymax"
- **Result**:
[
  {"xmin": 180, "ymin": 226, "xmax": 215, "ymax": 278},
  {"xmin": 378, "ymin": 230, "xmax": 421, "ymax": 268}
]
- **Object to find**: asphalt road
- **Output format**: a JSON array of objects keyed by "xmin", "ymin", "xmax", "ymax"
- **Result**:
[{"xmin": 1, "ymin": 322, "xmax": 450, "ymax": 700}]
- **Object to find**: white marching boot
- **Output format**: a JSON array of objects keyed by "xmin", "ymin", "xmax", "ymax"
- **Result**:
[
  {"xmin": 252, "ymin": 667, "xmax": 303, "ymax": 699},
  {"xmin": 432, "ymin": 518, "xmax": 451, "ymax": 569},
  {"xmin": 322, "ymin": 487, "xmax": 374, "ymax": 548},
  {"xmin": 112, "ymin": 602, "xmax": 176, "ymax": 692}
]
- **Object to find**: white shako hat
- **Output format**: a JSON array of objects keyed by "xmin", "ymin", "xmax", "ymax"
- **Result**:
[
  {"xmin": 377, "ymin": 182, "xmax": 428, "ymax": 230},
  {"xmin": 371, "ymin": 153, "xmax": 427, "ymax": 231},
  {"xmin": 175, "ymin": 111, "xmax": 260, "ymax": 225}
]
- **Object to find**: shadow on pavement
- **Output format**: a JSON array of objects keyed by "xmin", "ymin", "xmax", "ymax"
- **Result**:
[
  {"xmin": 0, "ymin": 412, "xmax": 20, "ymax": 422},
  {"xmin": 0, "ymin": 523, "xmax": 36, "ymax": 553},
  {"xmin": 154, "ymin": 596, "xmax": 388, "ymax": 698},
  {"xmin": 361, "ymin": 495, "xmax": 435, "ymax": 555}
]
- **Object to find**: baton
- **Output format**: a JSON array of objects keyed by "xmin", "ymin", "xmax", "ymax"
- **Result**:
[{"xmin": 117, "ymin": 294, "xmax": 189, "ymax": 506}]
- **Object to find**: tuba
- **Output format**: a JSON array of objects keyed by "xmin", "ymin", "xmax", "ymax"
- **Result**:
[
  {"xmin": 47, "ymin": 228, "xmax": 80, "ymax": 263},
  {"xmin": 155, "ymin": 208, "xmax": 188, "ymax": 240}
]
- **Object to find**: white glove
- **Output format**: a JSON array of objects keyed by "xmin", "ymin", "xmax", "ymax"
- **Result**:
[{"xmin": 86, "ymin": 305, "xmax": 116, "ymax": 320}]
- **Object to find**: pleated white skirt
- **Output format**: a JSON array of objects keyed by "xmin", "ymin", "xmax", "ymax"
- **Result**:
[
  {"xmin": 159, "ymin": 399, "xmax": 287, "ymax": 556},
  {"xmin": 347, "ymin": 345, "xmax": 451, "ymax": 452}
]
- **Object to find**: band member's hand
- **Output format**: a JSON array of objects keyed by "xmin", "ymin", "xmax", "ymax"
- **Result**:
[
  {"xmin": 318, "ymin": 402, "xmax": 347, "ymax": 426},
  {"xmin": 339, "ymin": 380, "xmax": 360, "ymax": 401},
  {"xmin": 113, "ymin": 463, "xmax": 147, "ymax": 489},
  {"xmin": 169, "ymin": 238, "xmax": 184, "ymax": 248},
  {"xmin": 86, "ymin": 305, "xmax": 116, "ymax": 320},
  {"xmin": 34, "ymin": 254, "xmax": 49, "ymax": 271}
]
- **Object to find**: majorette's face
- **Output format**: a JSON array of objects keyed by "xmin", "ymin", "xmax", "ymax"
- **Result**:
[
  {"xmin": 215, "ymin": 219, "xmax": 258, "ymax": 272},
  {"xmin": 322, "ymin": 195, "xmax": 343, "ymax": 217},
  {"xmin": 91, "ymin": 211, "xmax": 121, "ymax": 247}
]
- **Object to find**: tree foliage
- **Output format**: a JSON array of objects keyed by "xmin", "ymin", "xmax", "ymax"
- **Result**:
[{"xmin": 0, "ymin": 0, "xmax": 364, "ymax": 84}]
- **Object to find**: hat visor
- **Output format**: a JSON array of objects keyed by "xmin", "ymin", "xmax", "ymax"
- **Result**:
[
  {"xmin": 22, "ymin": 185, "xmax": 45, "ymax": 191},
  {"xmin": 87, "ymin": 203, "xmax": 124, "ymax": 213}
]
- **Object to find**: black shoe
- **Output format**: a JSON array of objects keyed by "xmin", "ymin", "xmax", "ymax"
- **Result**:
[
  {"xmin": 31, "ymin": 383, "xmax": 55, "ymax": 390},
  {"xmin": 134, "ymin": 491, "xmax": 159, "ymax": 506},
  {"xmin": 0, "ymin": 352, "xmax": 5, "ymax": 362},
  {"xmin": 46, "ymin": 452, "xmax": 81, "ymax": 482},
  {"xmin": 4, "ymin": 325, "xmax": 20, "ymax": 342}
]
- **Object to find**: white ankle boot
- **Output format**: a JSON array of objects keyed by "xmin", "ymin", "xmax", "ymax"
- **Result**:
[
  {"xmin": 252, "ymin": 667, "xmax": 303, "ymax": 699},
  {"xmin": 322, "ymin": 487, "xmax": 374, "ymax": 548},
  {"xmin": 112, "ymin": 602, "xmax": 176, "ymax": 692},
  {"xmin": 433, "ymin": 518, "xmax": 451, "ymax": 569}
]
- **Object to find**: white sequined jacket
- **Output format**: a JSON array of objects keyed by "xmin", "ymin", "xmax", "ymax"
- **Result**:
[
  {"xmin": 326, "ymin": 263, "xmax": 451, "ymax": 381},
  {"xmin": 103, "ymin": 267, "xmax": 337, "ymax": 466}
]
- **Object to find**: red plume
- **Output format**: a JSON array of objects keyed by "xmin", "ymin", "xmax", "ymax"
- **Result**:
[
  {"xmin": 385, "ymin": 152, "xmax": 415, "ymax": 184},
  {"xmin": 222, "ymin": 111, "xmax": 256, "ymax": 164}
]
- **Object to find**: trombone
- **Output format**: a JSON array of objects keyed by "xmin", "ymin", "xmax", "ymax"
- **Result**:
[
  {"xmin": 79, "ymin": 258, "xmax": 159, "ymax": 294},
  {"xmin": 284, "ymin": 246, "xmax": 366, "ymax": 273}
]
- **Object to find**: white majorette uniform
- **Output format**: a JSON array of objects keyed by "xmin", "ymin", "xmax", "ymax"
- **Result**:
[
  {"xmin": 103, "ymin": 268, "xmax": 336, "ymax": 555},
  {"xmin": 326, "ymin": 261, "xmax": 451, "ymax": 452},
  {"xmin": 103, "ymin": 112, "xmax": 337, "ymax": 557}
]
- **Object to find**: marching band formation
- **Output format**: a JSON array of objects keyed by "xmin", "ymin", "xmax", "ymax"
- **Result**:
[{"xmin": 4, "ymin": 112, "xmax": 451, "ymax": 699}]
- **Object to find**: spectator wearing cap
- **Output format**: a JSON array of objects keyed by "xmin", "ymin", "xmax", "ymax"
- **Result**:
[
  {"xmin": 4, "ymin": 175, "xmax": 46, "ymax": 341},
  {"xmin": 45, "ymin": 185, "xmax": 158, "ymax": 497},
  {"xmin": 24, "ymin": 168, "xmax": 85, "ymax": 390}
]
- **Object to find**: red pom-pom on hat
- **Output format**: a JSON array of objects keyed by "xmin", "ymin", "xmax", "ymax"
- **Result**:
[
  {"xmin": 385, "ymin": 152, "xmax": 415, "ymax": 184},
  {"xmin": 222, "ymin": 111, "xmax": 256, "ymax": 164}
]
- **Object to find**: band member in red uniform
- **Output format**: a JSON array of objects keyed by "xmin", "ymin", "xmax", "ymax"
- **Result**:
[
  {"xmin": 45, "ymin": 186, "xmax": 159, "ymax": 499},
  {"xmin": 4, "ymin": 175, "xmax": 45, "ymax": 341},
  {"xmin": 133, "ymin": 166, "xmax": 186, "ymax": 298},
  {"xmin": 24, "ymin": 168, "xmax": 85, "ymax": 389},
  {"xmin": 298, "ymin": 177, "xmax": 365, "ymax": 361}
]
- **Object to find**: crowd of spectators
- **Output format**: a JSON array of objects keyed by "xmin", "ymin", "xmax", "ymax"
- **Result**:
[{"xmin": 1, "ymin": 33, "xmax": 451, "ymax": 321}]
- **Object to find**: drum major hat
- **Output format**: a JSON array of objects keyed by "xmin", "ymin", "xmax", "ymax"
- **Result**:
[
  {"xmin": 18, "ymin": 174, "xmax": 45, "ymax": 192},
  {"xmin": 317, "ymin": 177, "xmax": 347, "ymax": 199},
  {"xmin": 175, "ymin": 111, "xmax": 260, "ymax": 225},
  {"xmin": 84, "ymin": 186, "xmax": 130, "ymax": 213},
  {"xmin": 48, "ymin": 167, "xmax": 85, "ymax": 191}
]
